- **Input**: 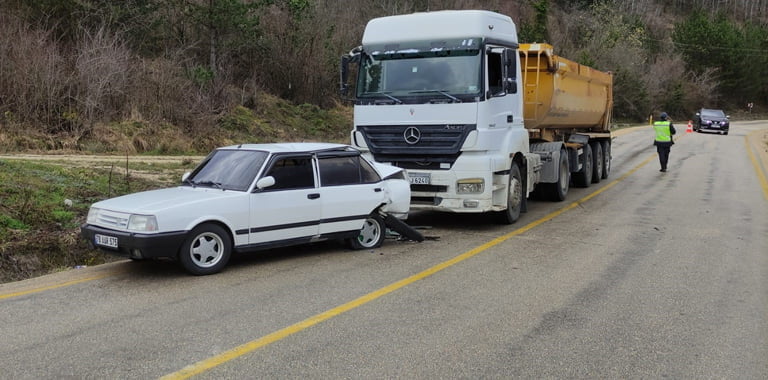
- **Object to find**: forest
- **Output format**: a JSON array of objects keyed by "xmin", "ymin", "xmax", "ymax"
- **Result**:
[{"xmin": 1, "ymin": 0, "xmax": 767, "ymax": 154}]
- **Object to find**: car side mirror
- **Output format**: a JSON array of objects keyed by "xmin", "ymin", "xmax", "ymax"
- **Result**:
[{"xmin": 255, "ymin": 176, "xmax": 276, "ymax": 190}]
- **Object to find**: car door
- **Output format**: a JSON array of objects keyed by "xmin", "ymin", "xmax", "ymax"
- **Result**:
[
  {"xmin": 248, "ymin": 154, "xmax": 321, "ymax": 245},
  {"xmin": 316, "ymin": 153, "xmax": 384, "ymax": 235}
]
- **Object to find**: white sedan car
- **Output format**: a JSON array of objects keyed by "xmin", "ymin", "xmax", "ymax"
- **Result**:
[{"xmin": 81, "ymin": 143, "xmax": 412, "ymax": 275}]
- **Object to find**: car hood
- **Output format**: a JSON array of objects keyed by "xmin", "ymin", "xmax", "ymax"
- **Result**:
[
  {"xmin": 702, "ymin": 115, "xmax": 728, "ymax": 122},
  {"xmin": 92, "ymin": 186, "xmax": 242, "ymax": 214},
  {"xmin": 372, "ymin": 161, "xmax": 403, "ymax": 178}
]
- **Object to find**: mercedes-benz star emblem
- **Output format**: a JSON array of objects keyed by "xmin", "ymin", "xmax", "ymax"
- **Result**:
[{"xmin": 404, "ymin": 127, "xmax": 421, "ymax": 145}]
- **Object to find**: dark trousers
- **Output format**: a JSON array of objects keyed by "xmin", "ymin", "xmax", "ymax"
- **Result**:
[{"xmin": 656, "ymin": 145, "xmax": 671, "ymax": 170}]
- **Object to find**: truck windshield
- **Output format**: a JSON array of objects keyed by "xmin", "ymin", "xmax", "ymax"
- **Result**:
[{"xmin": 357, "ymin": 49, "xmax": 481, "ymax": 101}]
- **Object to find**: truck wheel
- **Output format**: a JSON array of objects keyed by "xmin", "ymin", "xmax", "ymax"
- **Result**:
[
  {"xmin": 384, "ymin": 213, "xmax": 424, "ymax": 242},
  {"xmin": 544, "ymin": 148, "xmax": 569, "ymax": 202},
  {"xmin": 494, "ymin": 162, "xmax": 522, "ymax": 224},
  {"xmin": 600, "ymin": 140, "xmax": 611, "ymax": 179},
  {"xmin": 179, "ymin": 223, "xmax": 232, "ymax": 276},
  {"xmin": 348, "ymin": 213, "xmax": 385, "ymax": 249},
  {"xmin": 590, "ymin": 141, "xmax": 603, "ymax": 184},
  {"xmin": 572, "ymin": 143, "xmax": 592, "ymax": 188}
]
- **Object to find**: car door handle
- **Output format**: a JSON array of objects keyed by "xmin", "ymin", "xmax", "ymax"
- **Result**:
[
  {"xmin": 307, "ymin": 193, "xmax": 320, "ymax": 199},
  {"xmin": 374, "ymin": 188, "xmax": 382, "ymax": 192}
]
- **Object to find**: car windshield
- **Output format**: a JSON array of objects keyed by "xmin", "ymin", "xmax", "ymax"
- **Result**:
[
  {"xmin": 357, "ymin": 39, "xmax": 482, "ymax": 101},
  {"xmin": 701, "ymin": 109, "xmax": 726, "ymax": 118},
  {"xmin": 186, "ymin": 149, "xmax": 268, "ymax": 191}
]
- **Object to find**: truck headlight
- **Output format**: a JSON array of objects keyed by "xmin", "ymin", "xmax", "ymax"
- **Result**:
[
  {"xmin": 128, "ymin": 214, "xmax": 158, "ymax": 232},
  {"xmin": 457, "ymin": 178, "xmax": 484, "ymax": 194}
]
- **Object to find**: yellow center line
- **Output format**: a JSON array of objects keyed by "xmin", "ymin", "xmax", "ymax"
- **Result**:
[
  {"xmin": 745, "ymin": 132, "xmax": 768, "ymax": 201},
  {"xmin": 0, "ymin": 273, "xmax": 114, "ymax": 300},
  {"xmin": 161, "ymin": 153, "xmax": 656, "ymax": 380}
]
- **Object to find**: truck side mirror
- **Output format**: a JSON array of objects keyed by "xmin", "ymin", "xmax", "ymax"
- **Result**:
[
  {"xmin": 339, "ymin": 46, "xmax": 362, "ymax": 97},
  {"xmin": 340, "ymin": 55, "xmax": 350, "ymax": 96},
  {"xmin": 503, "ymin": 49, "xmax": 518, "ymax": 94},
  {"xmin": 505, "ymin": 77, "xmax": 517, "ymax": 94}
]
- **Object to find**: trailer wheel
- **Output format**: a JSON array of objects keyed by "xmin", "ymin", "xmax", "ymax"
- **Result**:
[
  {"xmin": 590, "ymin": 141, "xmax": 603, "ymax": 184},
  {"xmin": 495, "ymin": 162, "xmax": 522, "ymax": 224},
  {"xmin": 543, "ymin": 148, "xmax": 569, "ymax": 202},
  {"xmin": 572, "ymin": 143, "xmax": 593, "ymax": 188},
  {"xmin": 600, "ymin": 140, "xmax": 611, "ymax": 179}
]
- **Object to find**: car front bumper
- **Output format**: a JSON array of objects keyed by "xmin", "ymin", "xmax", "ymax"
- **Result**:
[
  {"xmin": 81, "ymin": 224, "xmax": 188, "ymax": 260},
  {"xmin": 698, "ymin": 123, "xmax": 729, "ymax": 132}
]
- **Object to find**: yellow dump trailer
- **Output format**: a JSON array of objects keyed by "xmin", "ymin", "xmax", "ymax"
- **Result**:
[{"xmin": 520, "ymin": 43, "xmax": 613, "ymax": 138}]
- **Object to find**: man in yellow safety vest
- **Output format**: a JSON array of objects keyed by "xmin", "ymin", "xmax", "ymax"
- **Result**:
[{"xmin": 653, "ymin": 112, "xmax": 676, "ymax": 172}]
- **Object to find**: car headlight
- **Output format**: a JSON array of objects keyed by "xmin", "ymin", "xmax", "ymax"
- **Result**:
[
  {"xmin": 87, "ymin": 207, "xmax": 101, "ymax": 224},
  {"xmin": 457, "ymin": 178, "xmax": 484, "ymax": 194},
  {"xmin": 128, "ymin": 214, "xmax": 158, "ymax": 232}
]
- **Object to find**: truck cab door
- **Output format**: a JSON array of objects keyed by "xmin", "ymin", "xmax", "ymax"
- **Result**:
[{"xmin": 485, "ymin": 46, "xmax": 516, "ymax": 127}]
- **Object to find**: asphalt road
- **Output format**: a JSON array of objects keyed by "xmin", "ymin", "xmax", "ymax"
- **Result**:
[{"xmin": 1, "ymin": 121, "xmax": 767, "ymax": 379}]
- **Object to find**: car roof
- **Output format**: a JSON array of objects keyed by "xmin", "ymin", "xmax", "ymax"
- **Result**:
[
  {"xmin": 217, "ymin": 142, "xmax": 354, "ymax": 154},
  {"xmin": 700, "ymin": 108, "xmax": 724, "ymax": 113}
]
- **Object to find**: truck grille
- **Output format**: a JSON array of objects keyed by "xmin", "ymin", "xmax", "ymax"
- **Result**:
[{"xmin": 357, "ymin": 124, "xmax": 475, "ymax": 170}]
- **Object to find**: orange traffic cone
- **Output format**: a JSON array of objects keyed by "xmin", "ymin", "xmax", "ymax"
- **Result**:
[{"xmin": 686, "ymin": 120, "xmax": 693, "ymax": 133}]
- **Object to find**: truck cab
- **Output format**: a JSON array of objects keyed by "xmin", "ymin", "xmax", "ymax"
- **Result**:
[{"xmin": 340, "ymin": 10, "xmax": 612, "ymax": 224}]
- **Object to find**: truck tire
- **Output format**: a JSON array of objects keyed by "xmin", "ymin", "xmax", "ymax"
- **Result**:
[
  {"xmin": 572, "ymin": 143, "xmax": 592, "ymax": 188},
  {"xmin": 494, "ymin": 162, "xmax": 522, "ymax": 224},
  {"xmin": 384, "ymin": 213, "xmax": 424, "ymax": 242},
  {"xmin": 543, "ymin": 148, "xmax": 569, "ymax": 202},
  {"xmin": 600, "ymin": 140, "xmax": 611, "ymax": 179},
  {"xmin": 590, "ymin": 141, "xmax": 603, "ymax": 184}
]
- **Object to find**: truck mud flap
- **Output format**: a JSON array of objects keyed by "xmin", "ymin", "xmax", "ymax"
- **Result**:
[{"xmin": 384, "ymin": 214, "xmax": 425, "ymax": 242}]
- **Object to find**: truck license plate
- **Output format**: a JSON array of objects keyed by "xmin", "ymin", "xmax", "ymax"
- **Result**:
[
  {"xmin": 95, "ymin": 234, "xmax": 118, "ymax": 248},
  {"xmin": 409, "ymin": 173, "xmax": 430, "ymax": 185}
]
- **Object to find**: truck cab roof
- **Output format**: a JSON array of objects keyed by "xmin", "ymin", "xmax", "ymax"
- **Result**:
[{"xmin": 362, "ymin": 10, "xmax": 518, "ymax": 46}]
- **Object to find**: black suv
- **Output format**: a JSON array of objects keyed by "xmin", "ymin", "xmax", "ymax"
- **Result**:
[{"xmin": 694, "ymin": 108, "xmax": 729, "ymax": 135}]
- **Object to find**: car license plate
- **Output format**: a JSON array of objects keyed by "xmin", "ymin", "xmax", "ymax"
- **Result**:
[
  {"xmin": 95, "ymin": 234, "xmax": 118, "ymax": 248},
  {"xmin": 409, "ymin": 172, "xmax": 430, "ymax": 185}
]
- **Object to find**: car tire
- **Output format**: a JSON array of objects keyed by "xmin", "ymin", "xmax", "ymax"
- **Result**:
[
  {"xmin": 348, "ymin": 213, "xmax": 385, "ymax": 249},
  {"xmin": 179, "ymin": 223, "xmax": 232, "ymax": 275},
  {"xmin": 384, "ymin": 213, "xmax": 424, "ymax": 242},
  {"xmin": 494, "ymin": 162, "xmax": 523, "ymax": 224}
]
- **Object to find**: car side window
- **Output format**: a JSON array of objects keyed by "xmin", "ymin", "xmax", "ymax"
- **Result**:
[
  {"xmin": 319, "ymin": 156, "xmax": 361, "ymax": 186},
  {"xmin": 318, "ymin": 156, "xmax": 382, "ymax": 186},
  {"xmin": 264, "ymin": 156, "xmax": 315, "ymax": 190}
]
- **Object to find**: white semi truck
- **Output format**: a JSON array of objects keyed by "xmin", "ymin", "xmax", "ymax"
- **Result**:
[{"xmin": 340, "ymin": 10, "xmax": 613, "ymax": 223}]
